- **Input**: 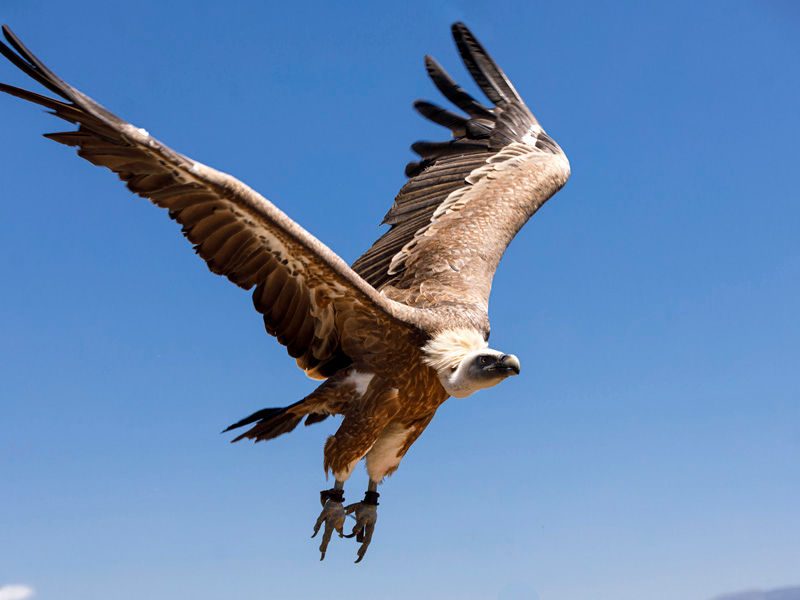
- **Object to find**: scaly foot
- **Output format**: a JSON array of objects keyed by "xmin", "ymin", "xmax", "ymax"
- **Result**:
[
  {"xmin": 343, "ymin": 490, "xmax": 379, "ymax": 563},
  {"xmin": 311, "ymin": 487, "xmax": 345, "ymax": 560}
]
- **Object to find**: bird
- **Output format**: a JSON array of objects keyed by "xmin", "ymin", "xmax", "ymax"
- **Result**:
[{"xmin": 0, "ymin": 22, "xmax": 570, "ymax": 562}]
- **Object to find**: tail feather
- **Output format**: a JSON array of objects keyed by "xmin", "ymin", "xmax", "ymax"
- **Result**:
[
  {"xmin": 303, "ymin": 412, "xmax": 330, "ymax": 427},
  {"xmin": 224, "ymin": 398, "xmax": 332, "ymax": 444},
  {"xmin": 224, "ymin": 400, "xmax": 306, "ymax": 443},
  {"xmin": 222, "ymin": 407, "xmax": 286, "ymax": 433},
  {"xmin": 224, "ymin": 371, "xmax": 354, "ymax": 444}
]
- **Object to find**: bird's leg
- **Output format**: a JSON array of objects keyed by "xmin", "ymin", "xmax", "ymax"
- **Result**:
[
  {"xmin": 343, "ymin": 480, "xmax": 379, "ymax": 563},
  {"xmin": 311, "ymin": 479, "xmax": 345, "ymax": 561}
]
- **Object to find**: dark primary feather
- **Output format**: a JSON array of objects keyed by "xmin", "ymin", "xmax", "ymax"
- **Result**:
[
  {"xmin": 423, "ymin": 55, "xmax": 494, "ymax": 120},
  {"xmin": 451, "ymin": 22, "xmax": 522, "ymax": 105},
  {"xmin": 351, "ymin": 22, "xmax": 544, "ymax": 290},
  {"xmin": 412, "ymin": 100, "xmax": 467, "ymax": 137}
]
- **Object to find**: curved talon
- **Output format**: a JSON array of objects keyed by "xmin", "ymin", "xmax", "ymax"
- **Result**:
[
  {"xmin": 343, "ymin": 501, "xmax": 378, "ymax": 563},
  {"xmin": 312, "ymin": 500, "xmax": 345, "ymax": 561}
]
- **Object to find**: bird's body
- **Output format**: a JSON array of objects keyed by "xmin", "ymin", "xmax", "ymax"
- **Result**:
[{"xmin": 0, "ymin": 22, "xmax": 569, "ymax": 561}]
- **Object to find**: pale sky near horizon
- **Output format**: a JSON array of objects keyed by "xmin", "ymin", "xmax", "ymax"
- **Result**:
[{"xmin": 1, "ymin": 2, "xmax": 799, "ymax": 600}]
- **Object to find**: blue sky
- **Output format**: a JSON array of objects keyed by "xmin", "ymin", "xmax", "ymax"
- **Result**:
[{"xmin": 1, "ymin": 2, "xmax": 798, "ymax": 599}]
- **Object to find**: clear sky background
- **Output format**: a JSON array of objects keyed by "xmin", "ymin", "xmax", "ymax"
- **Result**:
[{"xmin": 1, "ymin": 2, "xmax": 798, "ymax": 599}]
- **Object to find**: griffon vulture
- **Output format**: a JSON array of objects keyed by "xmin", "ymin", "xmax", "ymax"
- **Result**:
[{"xmin": 0, "ymin": 22, "xmax": 570, "ymax": 562}]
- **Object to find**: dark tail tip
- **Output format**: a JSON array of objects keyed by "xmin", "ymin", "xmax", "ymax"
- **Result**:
[
  {"xmin": 223, "ymin": 405, "xmax": 305, "ymax": 444},
  {"xmin": 221, "ymin": 407, "xmax": 285, "ymax": 434}
]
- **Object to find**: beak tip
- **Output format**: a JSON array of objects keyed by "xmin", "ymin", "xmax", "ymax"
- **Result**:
[{"xmin": 501, "ymin": 354, "xmax": 521, "ymax": 375}]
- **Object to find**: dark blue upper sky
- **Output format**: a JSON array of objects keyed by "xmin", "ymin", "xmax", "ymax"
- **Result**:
[{"xmin": 1, "ymin": 2, "xmax": 798, "ymax": 599}]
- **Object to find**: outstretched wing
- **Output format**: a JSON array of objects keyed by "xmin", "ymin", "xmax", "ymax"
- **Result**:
[
  {"xmin": 0, "ymin": 25, "xmax": 420, "ymax": 379},
  {"xmin": 352, "ymin": 23, "xmax": 570, "ymax": 320}
]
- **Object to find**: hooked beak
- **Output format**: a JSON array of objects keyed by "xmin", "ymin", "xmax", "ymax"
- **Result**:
[{"xmin": 498, "ymin": 354, "xmax": 521, "ymax": 375}]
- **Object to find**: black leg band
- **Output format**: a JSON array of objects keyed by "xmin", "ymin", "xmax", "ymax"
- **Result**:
[
  {"xmin": 320, "ymin": 488, "xmax": 344, "ymax": 505},
  {"xmin": 362, "ymin": 490, "xmax": 380, "ymax": 506}
]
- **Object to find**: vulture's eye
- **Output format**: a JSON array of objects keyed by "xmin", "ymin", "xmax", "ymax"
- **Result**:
[{"xmin": 478, "ymin": 355, "xmax": 493, "ymax": 366}]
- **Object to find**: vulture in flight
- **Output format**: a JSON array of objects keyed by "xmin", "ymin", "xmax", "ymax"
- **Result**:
[{"xmin": 0, "ymin": 22, "xmax": 570, "ymax": 562}]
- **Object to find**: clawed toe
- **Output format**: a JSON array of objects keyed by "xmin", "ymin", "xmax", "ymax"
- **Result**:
[
  {"xmin": 312, "ymin": 488, "xmax": 345, "ymax": 560},
  {"xmin": 309, "ymin": 486, "xmax": 380, "ymax": 562},
  {"xmin": 344, "ymin": 495, "xmax": 379, "ymax": 563}
]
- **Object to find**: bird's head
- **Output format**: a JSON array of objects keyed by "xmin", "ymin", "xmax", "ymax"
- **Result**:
[
  {"xmin": 422, "ymin": 329, "xmax": 520, "ymax": 398},
  {"xmin": 422, "ymin": 329, "xmax": 521, "ymax": 398},
  {"xmin": 441, "ymin": 348, "xmax": 521, "ymax": 398}
]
